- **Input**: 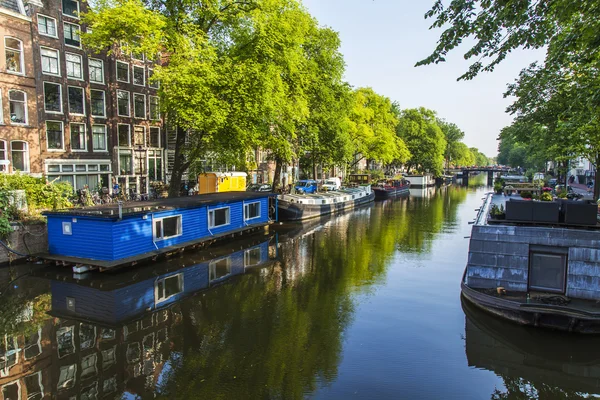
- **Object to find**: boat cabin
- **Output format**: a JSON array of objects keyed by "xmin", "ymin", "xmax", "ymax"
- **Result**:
[
  {"xmin": 42, "ymin": 192, "xmax": 276, "ymax": 269},
  {"xmin": 348, "ymin": 174, "xmax": 370, "ymax": 185}
]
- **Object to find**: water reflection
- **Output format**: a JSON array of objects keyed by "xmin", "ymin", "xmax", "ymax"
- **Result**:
[{"xmin": 463, "ymin": 298, "xmax": 600, "ymax": 399}]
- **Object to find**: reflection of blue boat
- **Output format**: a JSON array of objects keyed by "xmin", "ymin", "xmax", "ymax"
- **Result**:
[{"xmin": 44, "ymin": 235, "xmax": 276, "ymax": 326}]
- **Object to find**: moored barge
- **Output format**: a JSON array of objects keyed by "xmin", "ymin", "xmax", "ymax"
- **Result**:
[
  {"xmin": 462, "ymin": 192, "xmax": 600, "ymax": 333},
  {"xmin": 372, "ymin": 179, "xmax": 410, "ymax": 199},
  {"xmin": 40, "ymin": 192, "xmax": 277, "ymax": 271},
  {"xmin": 277, "ymin": 186, "xmax": 374, "ymax": 221}
]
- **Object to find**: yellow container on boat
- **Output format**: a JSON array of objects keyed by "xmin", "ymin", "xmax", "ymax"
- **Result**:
[{"xmin": 198, "ymin": 172, "xmax": 247, "ymax": 194}]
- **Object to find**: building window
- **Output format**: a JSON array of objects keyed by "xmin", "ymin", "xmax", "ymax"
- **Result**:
[
  {"xmin": 102, "ymin": 347, "xmax": 116, "ymax": 369},
  {"xmin": 118, "ymin": 150, "xmax": 132, "ymax": 174},
  {"xmin": 148, "ymin": 150, "xmax": 162, "ymax": 181},
  {"xmin": 62, "ymin": 0, "xmax": 79, "ymax": 17},
  {"xmin": 118, "ymin": 124, "xmax": 130, "ymax": 146},
  {"xmin": 24, "ymin": 372, "xmax": 43, "ymax": 400},
  {"xmin": 90, "ymin": 89, "xmax": 105, "ymax": 117},
  {"xmin": 117, "ymin": 90, "xmax": 130, "ymax": 116},
  {"xmin": 0, "ymin": 89, "xmax": 2, "ymax": 124},
  {"xmin": 24, "ymin": 330, "xmax": 42, "ymax": 359},
  {"xmin": 133, "ymin": 93, "xmax": 145, "ymax": 119},
  {"xmin": 89, "ymin": 58, "xmax": 104, "ymax": 83},
  {"xmin": 149, "ymin": 127, "xmax": 160, "ymax": 147},
  {"xmin": 11, "ymin": 141, "xmax": 28, "ymax": 172},
  {"xmin": 1, "ymin": 382, "xmax": 19, "ymax": 400},
  {"xmin": 92, "ymin": 125, "xmax": 107, "ymax": 151},
  {"xmin": 529, "ymin": 247, "xmax": 568, "ymax": 293},
  {"xmin": 244, "ymin": 247, "xmax": 262, "ymax": 267},
  {"xmin": 149, "ymin": 96, "xmax": 160, "ymax": 120},
  {"xmin": 57, "ymin": 364, "xmax": 77, "ymax": 390},
  {"xmin": 4, "ymin": 37, "xmax": 23, "ymax": 74},
  {"xmin": 8, "ymin": 90, "xmax": 27, "ymax": 124},
  {"xmin": 65, "ymin": 53, "xmax": 83, "ymax": 79},
  {"xmin": 70, "ymin": 123, "xmax": 86, "ymax": 151},
  {"xmin": 155, "ymin": 274, "xmax": 183, "ymax": 302},
  {"xmin": 46, "ymin": 121, "xmax": 64, "ymax": 150},
  {"xmin": 133, "ymin": 65, "xmax": 145, "ymax": 86},
  {"xmin": 154, "ymin": 215, "xmax": 182, "ymax": 240},
  {"xmin": 132, "ymin": 51, "xmax": 144, "ymax": 61},
  {"xmin": 64, "ymin": 23, "xmax": 81, "ymax": 47},
  {"xmin": 208, "ymin": 207, "xmax": 230, "ymax": 228},
  {"xmin": 133, "ymin": 125, "xmax": 145, "ymax": 146},
  {"xmin": 43, "ymin": 82, "xmax": 62, "ymax": 113},
  {"xmin": 244, "ymin": 201, "xmax": 261, "ymax": 220},
  {"xmin": 80, "ymin": 353, "xmax": 97, "ymax": 379},
  {"xmin": 0, "ymin": 141, "xmax": 6, "ymax": 172},
  {"xmin": 148, "ymin": 68, "xmax": 159, "ymax": 88},
  {"xmin": 68, "ymin": 86, "xmax": 84, "ymax": 115},
  {"xmin": 116, "ymin": 60, "xmax": 129, "ymax": 82},
  {"xmin": 38, "ymin": 14, "xmax": 57, "ymax": 37},
  {"xmin": 40, "ymin": 47, "xmax": 60, "ymax": 76}
]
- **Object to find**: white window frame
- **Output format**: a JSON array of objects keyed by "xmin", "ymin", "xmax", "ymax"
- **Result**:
[
  {"xmin": 118, "ymin": 149, "xmax": 133, "ymax": 175},
  {"xmin": 37, "ymin": 14, "xmax": 58, "ymax": 38},
  {"xmin": 116, "ymin": 60, "xmax": 129, "ymax": 83},
  {"xmin": 90, "ymin": 89, "xmax": 106, "ymax": 118},
  {"xmin": 208, "ymin": 207, "xmax": 230, "ymax": 229},
  {"xmin": 88, "ymin": 57, "xmax": 104, "ymax": 84},
  {"xmin": 70, "ymin": 123, "xmax": 86, "ymax": 152},
  {"xmin": 0, "ymin": 89, "xmax": 3, "ymax": 124},
  {"xmin": 132, "ymin": 65, "xmax": 145, "ymax": 86},
  {"xmin": 23, "ymin": 328, "xmax": 42, "ymax": 360},
  {"xmin": 92, "ymin": 124, "xmax": 107, "ymax": 152},
  {"xmin": 8, "ymin": 89, "xmax": 27, "ymax": 125},
  {"xmin": 116, "ymin": 90, "xmax": 130, "ymax": 117},
  {"xmin": 4, "ymin": 37, "xmax": 24, "ymax": 75},
  {"xmin": 148, "ymin": 68, "xmax": 159, "ymax": 89},
  {"xmin": 244, "ymin": 201, "xmax": 261, "ymax": 220},
  {"xmin": 65, "ymin": 52, "xmax": 83, "ymax": 80},
  {"xmin": 149, "ymin": 126, "xmax": 161, "ymax": 148},
  {"xmin": 45, "ymin": 121, "xmax": 64, "ymax": 151},
  {"xmin": 133, "ymin": 93, "xmax": 146, "ymax": 119},
  {"xmin": 0, "ymin": 139, "xmax": 7, "ymax": 172},
  {"xmin": 10, "ymin": 141, "xmax": 29, "ymax": 172},
  {"xmin": 149, "ymin": 96, "xmax": 160, "ymax": 120},
  {"xmin": 1, "ymin": 381, "xmax": 21, "ymax": 400},
  {"xmin": 244, "ymin": 247, "xmax": 262, "ymax": 267},
  {"xmin": 117, "ymin": 123, "xmax": 131, "ymax": 147},
  {"xmin": 131, "ymin": 51, "xmax": 145, "ymax": 61},
  {"xmin": 43, "ymin": 81, "xmax": 63, "ymax": 114},
  {"xmin": 154, "ymin": 273, "xmax": 183, "ymax": 304},
  {"xmin": 209, "ymin": 257, "xmax": 231, "ymax": 282},
  {"xmin": 133, "ymin": 125, "xmax": 146, "ymax": 147},
  {"xmin": 40, "ymin": 46, "xmax": 60, "ymax": 77},
  {"xmin": 153, "ymin": 215, "xmax": 182, "ymax": 241},
  {"xmin": 62, "ymin": 0, "xmax": 80, "ymax": 19},
  {"xmin": 67, "ymin": 85, "xmax": 85, "ymax": 116},
  {"xmin": 63, "ymin": 22, "xmax": 81, "ymax": 48}
]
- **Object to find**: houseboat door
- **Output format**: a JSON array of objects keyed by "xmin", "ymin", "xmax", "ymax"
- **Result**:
[{"xmin": 527, "ymin": 246, "xmax": 568, "ymax": 293}]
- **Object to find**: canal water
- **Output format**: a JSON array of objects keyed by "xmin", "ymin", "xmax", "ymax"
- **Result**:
[{"xmin": 1, "ymin": 177, "xmax": 599, "ymax": 399}]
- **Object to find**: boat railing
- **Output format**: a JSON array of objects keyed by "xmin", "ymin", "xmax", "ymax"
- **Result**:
[{"xmin": 475, "ymin": 192, "xmax": 494, "ymax": 226}]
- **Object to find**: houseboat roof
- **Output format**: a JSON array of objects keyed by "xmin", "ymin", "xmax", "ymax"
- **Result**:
[{"xmin": 43, "ymin": 191, "xmax": 274, "ymax": 219}]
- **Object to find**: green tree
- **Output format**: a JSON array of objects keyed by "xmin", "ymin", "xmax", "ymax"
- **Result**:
[
  {"xmin": 396, "ymin": 108, "xmax": 446, "ymax": 175},
  {"xmin": 452, "ymin": 142, "xmax": 475, "ymax": 167},
  {"xmin": 438, "ymin": 119, "xmax": 465, "ymax": 169}
]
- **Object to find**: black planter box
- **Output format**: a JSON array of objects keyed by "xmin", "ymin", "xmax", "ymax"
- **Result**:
[
  {"xmin": 564, "ymin": 202, "xmax": 598, "ymax": 225},
  {"xmin": 506, "ymin": 200, "xmax": 533, "ymax": 221},
  {"xmin": 532, "ymin": 201, "xmax": 560, "ymax": 223}
]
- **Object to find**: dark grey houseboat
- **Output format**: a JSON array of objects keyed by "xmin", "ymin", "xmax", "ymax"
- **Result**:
[{"xmin": 462, "ymin": 193, "xmax": 600, "ymax": 333}]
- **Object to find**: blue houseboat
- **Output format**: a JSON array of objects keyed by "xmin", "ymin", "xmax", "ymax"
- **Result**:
[
  {"xmin": 42, "ymin": 192, "xmax": 276, "ymax": 270},
  {"xmin": 41, "ymin": 235, "xmax": 276, "ymax": 325}
]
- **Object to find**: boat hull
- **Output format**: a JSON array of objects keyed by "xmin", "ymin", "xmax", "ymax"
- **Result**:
[
  {"xmin": 461, "ymin": 278, "xmax": 600, "ymax": 334},
  {"xmin": 372, "ymin": 185, "xmax": 409, "ymax": 199},
  {"xmin": 278, "ymin": 192, "xmax": 375, "ymax": 221}
]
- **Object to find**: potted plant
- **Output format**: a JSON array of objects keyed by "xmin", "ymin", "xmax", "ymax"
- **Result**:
[
  {"xmin": 520, "ymin": 191, "xmax": 533, "ymax": 200},
  {"xmin": 489, "ymin": 204, "xmax": 505, "ymax": 220},
  {"xmin": 540, "ymin": 192, "xmax": 553, "ymax": 202},
  {"xmin": 493, "ymin": 181, "xmax": 503, "ymax": 194}
]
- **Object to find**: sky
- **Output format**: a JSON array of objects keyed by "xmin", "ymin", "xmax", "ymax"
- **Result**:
[{"xmin": 301, "ymin": 0, "xmax": 545, "ymax": 157}]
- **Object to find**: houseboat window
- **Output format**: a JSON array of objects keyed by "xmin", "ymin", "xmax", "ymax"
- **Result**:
[
  {"xmin": 210, "ymin": 257, "xmax": 231, "ymax": 281},
  {"xmin": 208, "ymin": 207, "xmax": 230, "ymax": 228},
  {"xmin": 57, "ymin": 364, "xmax": 77, "ymax": 390},
  {"xmin": 529, "ymin": 250, "xmax": 567, "ymax": 293},
  {"xmin": 57, "ymin": 326, "xmax": 75, "ymax": 358},
  {"xmin": 244, "ymin": 202, "xmax": 260, "ymax": 220},
  {"xmin": 244, "ymin": 247, "xmax": 262, "ymax": 267},
  {"xmin": 80, "ymin": 353, "xmax": 97, "ymax": 379},
  {"xmin": 154, "ymin": 215, "xmax": 182, "ymax": 240},
  {"xmin": 102, "ymin": 346, "xmax": 116, "ymax": 369},
  {"xmin": 80, "ymin": 323, "xmax": 96, "ymax": 350},
  {"xmin": 24, "ymin": 329, "xmax": 42, "ymax": 359},
  {"xmin": 24, "ymin": 372, "xmax": 43, "ymax": 400},
  {"xmin": 155, "ymin": 274, "xmax": 183, "ymax": 302},
  {"xmin": 2, "ymin": 381, "xmax": 19, "ymax": 399}
]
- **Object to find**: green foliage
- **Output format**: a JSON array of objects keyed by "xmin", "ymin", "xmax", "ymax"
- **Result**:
[
  {"xmin": 0, "ymin": 217, "xmax": 12, "ymax": 240},
  {"xmin": 0, "ymin": 174, "xmax": 73, "ymax": 216},
  {"xmin": 490, "ymin": 203, "xmax": 505, "ymax": 218},
  {"xmin": 557, "ymin": 191, "xmax": 568, "ymax": 199},
  {"xmin": 396, "ymin": 108, "xmax": 446, "ymax": 175},
  {"xmin": 540, "ymin": 192, "xmax": 553, "ymax": 202},
  {"xmin": 520, "ymin": 191, "xmax": 532, "ymax": 199},
  {"xmin": 493, "ymin": 181, "xmax": 503, "ymax": 193}
]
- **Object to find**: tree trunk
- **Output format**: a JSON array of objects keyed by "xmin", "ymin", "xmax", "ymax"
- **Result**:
[
  {"xmin": 168, "ymin": 126, "xmax": 189, "ymax": 198},
  {"xmin": 594, "ymin": 153, "xmax": 600, "ymax": 202},
  {"xmin": 272, "ymin": 158, "xmax": 282, "ymax": 192}
]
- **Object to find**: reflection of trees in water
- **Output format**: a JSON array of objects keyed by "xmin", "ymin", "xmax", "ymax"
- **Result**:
[{"xmin": 491, "ymin": 376, "xmax": 589, "ymax": 400}]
